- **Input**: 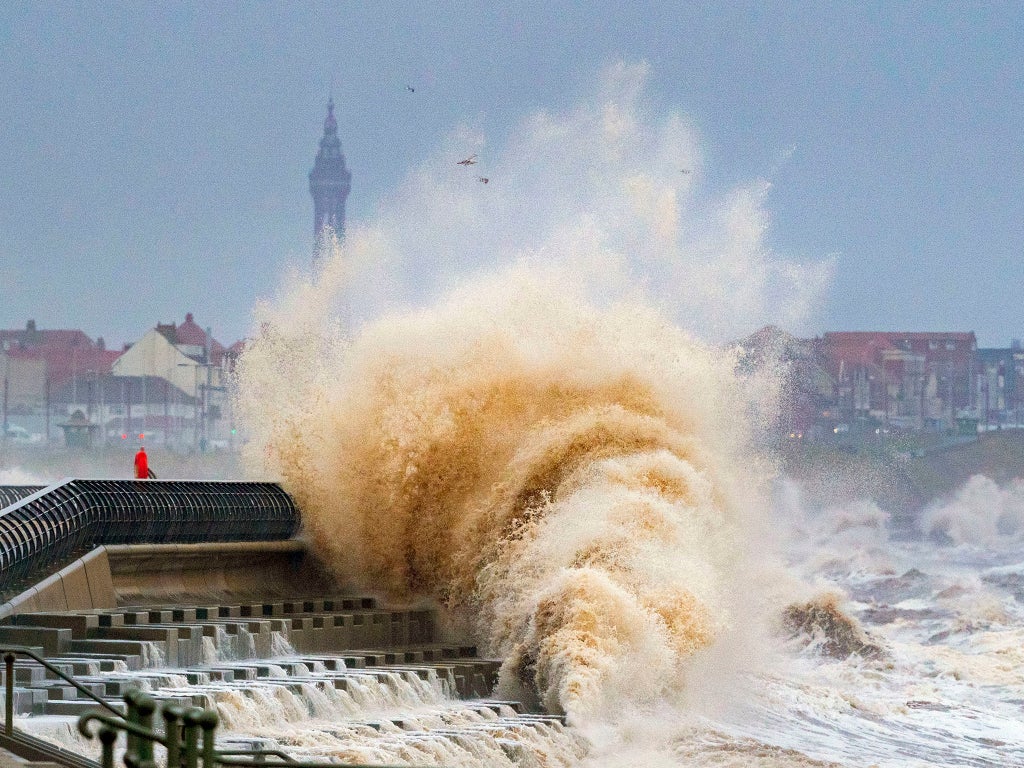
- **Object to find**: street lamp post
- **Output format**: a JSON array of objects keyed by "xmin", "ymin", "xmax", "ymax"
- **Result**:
[{"xmin": 177, "ymin": 362, "xmax": 202, "ymax": 451}]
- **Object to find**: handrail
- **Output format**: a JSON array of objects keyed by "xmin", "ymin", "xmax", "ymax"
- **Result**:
[
  {"xmin": 0, "ymin": 479, "xmax": 300, "ymax": 595},
  {"xmin": 3, "ymin": 645, "xmax": 122, "ymax": 735},
  {"xmin": 0, "ymin": 486, "xmax": 43, "ymax": 511},
  {"xmin": 1, "ymin": 659, "xmax": 442, "ymax": 768},
  {"xmin": 76, "ymin": 690, "xmax": 442, "ymax": 768}
]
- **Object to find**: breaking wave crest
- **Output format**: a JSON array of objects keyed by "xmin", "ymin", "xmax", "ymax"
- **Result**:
[
  {"xmin": 922, "ymin": 474, "xmax": 1024, "ymax": 546},
  {"xmin": 237, "ymin": 266, "xmax": 771, "ymax": 721}
]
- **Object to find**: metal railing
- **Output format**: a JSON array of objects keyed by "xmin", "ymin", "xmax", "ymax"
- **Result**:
[
  {"xmin": 0, "ymin": 479, "xmax": 299, "ymax": 594},
  {"xmin": 3, "ymin": 646, "xmax": 121, "ymax": 735},
  {"xmin": 0, "ymin": 486, "xmax": 43, "ymax": 510}
]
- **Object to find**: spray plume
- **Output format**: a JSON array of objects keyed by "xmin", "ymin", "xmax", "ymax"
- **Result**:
[
  {"xmin": 237, "ymin": 62, "xmax": 830, "ymax": 722},
  {"xmin": 240, "ymin": 267, "xmax": 763, "ymax": 719}
]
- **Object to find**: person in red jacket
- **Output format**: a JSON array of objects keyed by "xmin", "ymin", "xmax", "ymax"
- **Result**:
[{"xmin": 134, "ymin": 447, "xmax": 149, "ymax": 479}]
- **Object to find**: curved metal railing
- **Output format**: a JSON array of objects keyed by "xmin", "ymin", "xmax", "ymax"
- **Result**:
[
  {"xmin": 0, "ymin": 486, "xmax": 43, "ymax": 510},
  {"xmin": 0, "ymin": 479, "xmax": 299, "ymax": 594}
]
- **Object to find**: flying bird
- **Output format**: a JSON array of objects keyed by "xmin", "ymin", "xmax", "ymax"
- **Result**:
[
  {"xmin": 478, "ymin": 177, "xmax": 489, "ymax": 184},
  {"xmin": 406, "ymin": 85, "xmax": 415, "ymax": 92},
  {"xmin": 456, "ymin": 154, "xmax": 478, "ymax": 166},
  {"xmin": 680, "ymin": 168, "xmax": 692, "ymax": 174}
]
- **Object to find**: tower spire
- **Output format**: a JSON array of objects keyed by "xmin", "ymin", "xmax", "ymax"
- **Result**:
[{"xmin": 309, "ymin": 97, "xmax": 351, "ymax": 255}]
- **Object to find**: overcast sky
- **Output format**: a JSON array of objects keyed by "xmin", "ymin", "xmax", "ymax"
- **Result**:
[{"xmin": 1, "ymin": 2, "xmax": 1021, "ymax": 347}]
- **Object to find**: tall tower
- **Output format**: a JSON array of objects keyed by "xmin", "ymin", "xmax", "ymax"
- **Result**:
[{"xmin": 309, "ymin": 97, "xmax": 351, "ymax": 249}]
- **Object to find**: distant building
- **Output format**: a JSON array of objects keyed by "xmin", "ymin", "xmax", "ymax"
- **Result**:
[
  {"xmin": 739, "ymin": 325, "xmax": 834, "ymax": 436},
  {"xmin": 309, "ymin": 97, "xmax": 352, "ymax": 254},
  {"xmin": 52, "ymin": 374, "xmax": 196, "ymax": 447},
  {"xmin": 0, "ymin": 320, "xmax": 119, "ymax": 391},
  {"xmin": 1, "ymin": 349, "xmax": 45, "ymax": 413},
  {"xmin": 819, "ymin": 331, "xmax": 977, "ymax": 430},
  {"xmin": 112, "ymin": 313, "xmax": 237, "ymax": 447},
  {"xmin": 0, "ymin": 319, "xmax": 119, "ymax": 422},
  {"xmin": 975, "ymin": 342, "xmax": 1024, "ymax": 428}
]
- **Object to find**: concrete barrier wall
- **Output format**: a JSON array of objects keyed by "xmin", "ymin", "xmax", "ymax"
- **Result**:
[
  {"xmin": 105, "ymin": 541, "xmax": 338, "ymax": 606},
  {"xmin": 0, "ymin": 547, "xmax": 116, "ymax": 620},
  {"xmin": 0, "ymin": 540, "xmax": 340, "ymax": 620}
]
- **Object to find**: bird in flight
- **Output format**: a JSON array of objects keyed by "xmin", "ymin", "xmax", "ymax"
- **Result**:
[
  {"xmin": 680, "ymin": 168, "xmax": 692, "ymax": 174},
  {"xmin": 457, "ymin": 154, "xmax": 478, "ymax": 166},
  {"xmin": 406, "ymin": 85, "xmax": 415, "ymax": 93},
  {"xmin": 478, "ymin": 177, "xmax": 489, "ymax": 184}
]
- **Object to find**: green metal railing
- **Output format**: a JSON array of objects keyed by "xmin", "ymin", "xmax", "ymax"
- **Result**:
[
  {"xmin": 2, "ymin": 647, "xmax": 438, "ymax": 768},
  {"xmin": 4, "ymin": 646, "xmax": 122, "ymax": 734}
]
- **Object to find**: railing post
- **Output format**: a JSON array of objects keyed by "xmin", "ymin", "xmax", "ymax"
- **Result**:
[
  {"xmin": 163, "ymin": 704, "xmax": 184, "ymax": 768},
  {"xmin": 198, "ymin": 709, "xmax": 218, "ymax": 768},
  {"xmin": 4, "ymin": 652, "xmax": 14, "ymax": 736},
  {"xmin": 182, "ymin": 707, "xmax": 202, "ymax": 768},
  {"xmin": 136, "ymin": 692, "xmax": 157, "ymax": 768},
  {"xmin": 98, "ymin": 724, "xmax": 118, "ymax": 768},
  {"xmin": 124, "ymin": 689, "xmax": 142, "ymax": 768}
]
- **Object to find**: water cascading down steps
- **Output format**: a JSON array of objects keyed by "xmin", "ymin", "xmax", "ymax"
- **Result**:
[{"xmin": 0, "ymin": 483, "xmax": 583, "ymax": 767}]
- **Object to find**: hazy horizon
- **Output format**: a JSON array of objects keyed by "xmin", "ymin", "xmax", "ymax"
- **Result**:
[{"xmin": 2, "ymin": 3, "xmax": 1022, "ymax": 347}]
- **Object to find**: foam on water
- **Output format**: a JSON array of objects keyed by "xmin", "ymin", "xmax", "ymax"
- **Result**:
[
  {"xmin": 219, "ymin": 62, "xmax": 1024, "ymax": 766},
  {"xmin": 232, "ymin": 303, "xmax": 1024, "ymax": 764},
  {"xmin": 238, "ymin": 263, "xmax": 775, "ymax": 725}
]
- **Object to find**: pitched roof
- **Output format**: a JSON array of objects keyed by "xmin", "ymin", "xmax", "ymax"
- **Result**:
[
  {"xmin": 168, "ymin": 313, "xmax": 228, "ymax": 365},
  {"xmin": 2, "ymin": 346, "xmax": 121, "ymax": 388},
  {"xmin": 0, "ymin": 327, "xmax": 94, "ymax": 351},
  {"xmin": 822, "ymin": 332, "xmax": 897, "ymax": 363}
]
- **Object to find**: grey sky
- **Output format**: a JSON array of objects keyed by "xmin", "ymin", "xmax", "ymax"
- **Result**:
[{"xmin": 1, "ymin": 2, "xmax": 1021, "ymax": 347}]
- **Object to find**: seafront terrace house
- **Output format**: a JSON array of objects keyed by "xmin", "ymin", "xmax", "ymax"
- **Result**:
[
  {"xmin": 51, "ymin": 374, "xmax": 197, "ymax": 448},
  {"xmin": 111, "ymin": 313, "xmax": 240, "ymax": 448},
  {"xmin": 974, "ymin": 341, "xmax": 1024, "ymax": 429},
  {"xmin": 738, "ymin": 325, "xmax": 835, "ymax": 438},
  {"xmin": 816, "ymin": 331, "xmax": 977, "ymax": 433},
  {"xmin": 0, "ymin": 320, "xmax": 120, "ymax": 441},
  {"xmin": 741, "ymin": 328, "xmax": 991, "ymax": 440},
  {"xmin": 2, "ymin": 315, "xmax": 243, "ymax": 449}
]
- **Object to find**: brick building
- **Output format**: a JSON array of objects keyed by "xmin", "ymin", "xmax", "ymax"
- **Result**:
[{"xmin": 820, "ymin": 331, "xmax": 977, "ymax": 429}]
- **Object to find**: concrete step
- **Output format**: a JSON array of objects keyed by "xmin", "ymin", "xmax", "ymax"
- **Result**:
[
  {"xmin": 46, "ymin": 656, "xmax": 126, "ymax": 674},
  {"xmin": 65, "ymin": 639, "xmax": 163, "ymax": 667},
  {"xmin": 0, "ymin": 627, "xmax": 71, "ymax": 656},
  {"xmin": 43, "ymin": 700, "xmax": 124, "ymax": 717},
  {"xmin": 54, "ymin": 650, "xmax": 142, "ymax": 670},
  {"xmin": 3, "ymin": 600, "xmax": 439, "ymax": 658},
  {"xmin": 0, "ymin": 687, "xmax": 48, "ymax": 716}
]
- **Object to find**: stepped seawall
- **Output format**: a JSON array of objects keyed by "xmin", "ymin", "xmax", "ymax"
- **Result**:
[{"xmin": 0, "ymin": 482, "xmax": 579, "ymax": 768}]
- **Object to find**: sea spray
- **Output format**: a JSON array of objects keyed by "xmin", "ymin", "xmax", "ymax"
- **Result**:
[
  {"xmin": 238, "ymin": 265, "xmax": 774, "ymax": 720},
  {"xmin": 0, "ymin": 467, "xmax": 47, "ymax": 485},
  {"xmin": 232, "ymin": 60, "xmax": 842, "ymax": 760},
  {"xmin": 922, "ymin": 473, "xmax": 1024, "ymax": 546}
]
